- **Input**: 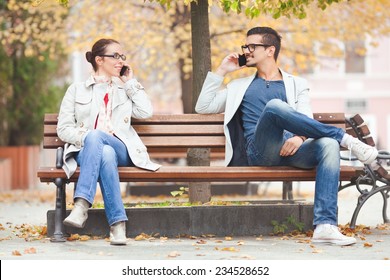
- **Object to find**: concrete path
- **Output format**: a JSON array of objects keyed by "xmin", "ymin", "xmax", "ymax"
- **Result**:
[{"xmin": 1, "ymin": 186, "xmax": 389, "ymax": 279}]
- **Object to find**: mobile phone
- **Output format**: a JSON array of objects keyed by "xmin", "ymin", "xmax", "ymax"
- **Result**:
[
  {"xmin": 120, "ymin": 66, "xmax": 128, "ymax": 76},
  {"xmin": 238, "ymin": 54, "xmax": 247, "ymax": 66}
]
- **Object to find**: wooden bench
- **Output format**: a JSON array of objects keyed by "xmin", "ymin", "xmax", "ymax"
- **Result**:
[{"xmin": 37, "ymin": 113, "xmax": 390, "ymax": 242}]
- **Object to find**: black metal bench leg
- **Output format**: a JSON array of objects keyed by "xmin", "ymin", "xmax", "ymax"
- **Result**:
[
  {"xmin": 381, "ymin": 189, "xmax": 390, "ymax": 223},
  {"xmin": 350, "ymin": 186, "xmax": 389, "ymax": 229},
  {"xmin": 282, "ymin": 181, "xmax": 293, "ymax": 200},
  {"xmin": 50, "ymin": 178, "xmax": 66, "ymax": 242}
]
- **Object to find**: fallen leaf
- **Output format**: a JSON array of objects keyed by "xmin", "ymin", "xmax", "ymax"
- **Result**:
[
  {"xmin": 12, "ymin": 250, "xmax": 21, "ymax": 256},
  {"xmin": 214, "ymin": 240, "xmax": 223, "ymax": 243},
  {"xmin": 135, "ymin": 233, "xmax": 152, "ymax": 241},
  {"xmin": 79, "ymin": 235, "xmax": 91, "ymax": 241},
  {"xmin": 364, "ymin": 242, "xmax": 373, "ymax": 247},
  {"xmin": 237, "ymin": 241, "xmax": 245, "ymax": 246},
  {"xmin": 24, "ymin": 247, "xmax": 36, "ymax": 254},
  {"xmin": 67, "ymin": 234, "xmax": 80, "ymax": 241},
  {"xmin": 225, "ymin": 236, "xmax": 233, "ymax": 241},
  {"xmin": 312, "ymin": 249, "xmax": 323, "ymax": 253},
  {"xmin": 168, "ymin": 251, "xmax": 180, "ymax": 258},
  {"xmin": 196, "ymin": 239, "xmax": 207, "ymax": 244},
  {"xmin": 221, "ymin": 247, "xmax": 239, "ymax": 252}
]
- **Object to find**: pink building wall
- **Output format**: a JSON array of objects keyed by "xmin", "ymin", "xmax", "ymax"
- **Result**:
[{"xmin": 304, "ymin": 37, "xmax": 390, "ymax": 150}]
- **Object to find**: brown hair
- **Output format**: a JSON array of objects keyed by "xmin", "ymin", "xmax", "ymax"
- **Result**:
[{"xmin": 85, "ymin": 38, "xmax": 119, "ymax": 71}]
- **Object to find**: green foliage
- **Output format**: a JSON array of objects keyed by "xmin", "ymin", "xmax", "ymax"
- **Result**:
[
  {"xmin": 0, "ymin": 47, "xmax": 65, "ymax": 146},
  {"xmin": 271, "ymin": 215, "xmax": 305, "ymax": 234},
  {"xmin": 220, "ymin": 0, "xmax": 341, "ymax": 19}
]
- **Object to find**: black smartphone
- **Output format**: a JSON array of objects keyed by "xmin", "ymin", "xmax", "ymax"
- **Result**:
[
  {"xmin": 238, "ymin": 54, "xmax": 247, "ymax": 66},
  {"xmin": 120, "ymin": 66, "xmax": 128, "ymax": 76}
]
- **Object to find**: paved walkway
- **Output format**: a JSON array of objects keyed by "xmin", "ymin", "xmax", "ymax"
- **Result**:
[{"xmin": 1, "ymin": 186, "xmax": 390, "ymax": 279}]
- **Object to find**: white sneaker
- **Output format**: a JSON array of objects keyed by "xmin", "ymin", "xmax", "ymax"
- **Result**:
[
  {"xmin": 349, "ymin": 138, "xmax": 378, "ymax": 164},
  {"xmin": 312, "ymin": 224, "xmax": 356, "ymax": 246}
]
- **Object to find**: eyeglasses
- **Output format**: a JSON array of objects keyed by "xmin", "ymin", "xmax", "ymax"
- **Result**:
[
  {"xmin": 241, "ymin": 44, "xmax": 271, "ymax": 53},
  {"xmin": 99, "ymin": 52, "xmax": 126, "ymax": 61}
]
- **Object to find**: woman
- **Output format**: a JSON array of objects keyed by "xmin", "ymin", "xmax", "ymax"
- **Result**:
[{"xmin": 57, "ymin": 39, "xmax": 160, "ymax": 245}]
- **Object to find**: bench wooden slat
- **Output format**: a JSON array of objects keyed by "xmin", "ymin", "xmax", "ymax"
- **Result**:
[
  {"xmin": 38, "ymin": 165, "xmax": 361, "ymax": 183},
  {"xmin": 43, "ymin": 136, "xmax": 226, "ymax": 149},
  {"xmin": 133, "ymin": 124, "xmax": 224, "ymax": 135},
  {"xmin": 44, "ymin": 124, "xmax": 225, "ymax": 136}
]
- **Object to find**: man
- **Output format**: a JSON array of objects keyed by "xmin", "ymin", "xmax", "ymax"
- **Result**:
[{"xmin": 195, "ymin": 26, "xmax": 378, "ymax": 246}]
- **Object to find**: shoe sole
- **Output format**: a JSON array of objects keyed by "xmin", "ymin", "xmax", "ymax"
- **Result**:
[
  {"xmin": 63, "ymin": 217, "xmax": 87, "ymax": 228},
  {"xmin": 110, "ymin": 240, "xmax": 127, "ymax": 246},
  {"xmin": 312, "ymin": 239, "xmax": 356, "ymax": 246}
]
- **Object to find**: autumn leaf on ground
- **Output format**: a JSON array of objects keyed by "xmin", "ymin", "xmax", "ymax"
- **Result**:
[
  {"xmin": 221, "ymin": 247, "xmax": 240, "ymax": 252},
  {"xmin": 79, "ymin": 235, "xmax": 91, "ymax": 241},
  {"xmin": 237, "ymin": 241, "xmax": 245, "ymax": 246},
  {"xmin": 312, "ymin": 248, "xmax": 323, "ymax": 253},
  {"xmin": 12, "ymin": 250, "xmax": 21, "ymax": 256},
  {"xmin": 167, "ymin": 251, "xmax": 180, "ymax": 258},
  {"xmin": 295, "ymin": 239, "xmax": 311, "ymax": 244},
  {"xmin": 364, "ymin": 242, "xmax": 373, "ymax": 247},
  {"xmin": 196, "ymin": 239, "xmax": 207, "ymax": 244},
  {"xmin": 67, "ymin": 234, "xmax": 80, "ymax": 241},
  {"xmin": 201, "ymin": 234, "xmax": 215, "ymax": 238},
  {"xmin": 225, "ymin": 236, "xmax": 233, "ymax": 241},
  {"xmin": 24, "ymin": 247, "xmax": 37, "ymax": 254},
  {"xmin": 376, "ymin": 224, "xmax": 390, "ymax": 230},
  {"xmin": 134, "ymin": 233, "xmax": 153, "ymax": 241}
]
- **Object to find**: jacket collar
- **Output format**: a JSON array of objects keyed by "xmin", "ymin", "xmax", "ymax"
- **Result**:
[{"xmin": 85, "ymin": 75, "xmax": 125, "ymax": 89}]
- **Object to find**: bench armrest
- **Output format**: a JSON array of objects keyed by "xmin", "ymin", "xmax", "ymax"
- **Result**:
[{"xmin": 56, "ymin": 147, "xmax": 64, "ymax": 169}]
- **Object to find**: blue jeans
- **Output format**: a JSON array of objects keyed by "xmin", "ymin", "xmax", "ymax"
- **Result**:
[
  {"xmin": 246, "ymin": 99, "xmax": 345, "ymax": 226},
  {"xmin": 74, "ymin": 130, "xmax": 133, "ymax": 226}
]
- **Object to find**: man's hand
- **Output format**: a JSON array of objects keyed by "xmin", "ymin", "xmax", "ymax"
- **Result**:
[
  {"xmin": 215, "ymin": 53, "xmax": 245, "ymax": 77},
  {"xmin": 280, "ymin": 136, "xmax": 304, "ymax": 157}
]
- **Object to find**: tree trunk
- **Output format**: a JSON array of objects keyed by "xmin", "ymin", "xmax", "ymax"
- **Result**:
[
  {"xmin": 188, "ymin": 0, "xmax": 211, "ymax": 203},
  {"xmin": 179, "ymin": 57, "xmax": 193, "ymax": 114}
]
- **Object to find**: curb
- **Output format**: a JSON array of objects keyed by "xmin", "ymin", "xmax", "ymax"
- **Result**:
[{"xmin": 47, "ymin": 202, "xmax": 314, "ymax": 238}]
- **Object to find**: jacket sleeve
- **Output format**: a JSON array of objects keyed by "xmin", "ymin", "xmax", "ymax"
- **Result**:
[
  {"xmin": 125, "ymin": 78, "xmax": 153, "ymax": 119},
  {"xmin": 195, "ymin": 72, "xmax": 228, "ymax": 114},
  {"xmin": 57, "ymin": 83, "xmax": 89, "ymax": 148},
  {"xmin": 294, "ymin": 77, "xmax": 313, "ymax": 118}
]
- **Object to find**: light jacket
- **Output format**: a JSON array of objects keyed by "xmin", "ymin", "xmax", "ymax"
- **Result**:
[
  {"xmin": 195, "ymin": 70, "xmax": 313, "ymax": 166},
  {"xmin": 57, "ymin": 75, "xmax": 161, "ymax": 178}
]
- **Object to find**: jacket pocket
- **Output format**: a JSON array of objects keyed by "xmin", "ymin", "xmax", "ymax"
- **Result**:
[{"xmin": 75, "ymin": 94, "xmax": 92, "ymax": 120}]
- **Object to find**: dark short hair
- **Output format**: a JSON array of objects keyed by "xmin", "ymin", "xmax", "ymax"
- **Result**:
[
  {"xmin": 247, "ymin": 27, "xmax": 282, "ymax": 61},
  {"xmin": 85, "ymin": 38, "xmax": 120, "ymax": 71}
]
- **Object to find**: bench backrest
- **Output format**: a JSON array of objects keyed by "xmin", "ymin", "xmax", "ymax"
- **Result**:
[{"xmin": 42, "ymin": 113, "xmax": 374, "ymax": 155}]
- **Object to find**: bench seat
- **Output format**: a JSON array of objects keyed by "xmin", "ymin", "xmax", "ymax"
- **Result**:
[{"xmin": 38, "ymin": 165, "xmax": 362, "ymax": 183}]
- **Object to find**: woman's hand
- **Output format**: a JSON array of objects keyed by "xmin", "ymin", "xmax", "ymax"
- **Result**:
[{"xmin": 119, "ymin": 64, "xmax": 134, "ymax": 82}]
